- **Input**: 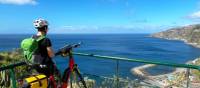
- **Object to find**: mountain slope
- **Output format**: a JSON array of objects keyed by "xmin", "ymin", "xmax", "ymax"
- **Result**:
[{"xmin": 151, "ymin": 24, "xmax": 200, "ymax": 48}]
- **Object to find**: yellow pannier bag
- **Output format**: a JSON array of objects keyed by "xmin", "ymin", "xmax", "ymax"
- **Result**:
[{"xmin": 23, "ymin": 74, "xmax": 48, "ymax": 88}]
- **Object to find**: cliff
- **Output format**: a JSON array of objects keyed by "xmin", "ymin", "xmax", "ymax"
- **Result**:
[{"xmin": 151, "ymin": 24, "xmax": 200, "ymax": 48}]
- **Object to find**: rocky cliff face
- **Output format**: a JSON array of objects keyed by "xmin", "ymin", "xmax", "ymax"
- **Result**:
[{"xmin": 151, "ymin": 24, "xmax": 200, "ymax": 48}]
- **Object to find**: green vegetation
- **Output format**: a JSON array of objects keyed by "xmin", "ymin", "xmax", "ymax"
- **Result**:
[
  {"xmin": 0, "ymin": 49, "xmax": 28, "ymax": 77},
  {"xmin": 0, "ymin": 49, "xmax": 24, "ymax": 65},
  {"xmin": 0, "ymin": 49, "xmax": 30, "ymax": 88}
]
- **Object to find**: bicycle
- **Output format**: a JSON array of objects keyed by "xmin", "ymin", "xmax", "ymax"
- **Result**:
[
  {"xmin": 20, "ymin": 43, "xmax": 87, "ymax": 88},
  {"xmin": 48, "ymin": 42, "xmax": 87, "ymax": 88}
]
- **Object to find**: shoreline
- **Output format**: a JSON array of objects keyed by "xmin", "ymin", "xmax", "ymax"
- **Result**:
[
  {"xmin": 131, "ymin": 64, "xmax": 156, "ymax": 77},
  {"xmin": 151, "ymin": 35, "xmax": 200, "ymax": 49},
  {"xmin": 131, "ymin": 57, "xmax": 200, "ymax": 87}
]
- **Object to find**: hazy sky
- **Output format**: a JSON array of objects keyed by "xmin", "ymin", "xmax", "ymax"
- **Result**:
[{"xmin": 0, "ymin": 0, "xmax": 200, "ymax": 34}]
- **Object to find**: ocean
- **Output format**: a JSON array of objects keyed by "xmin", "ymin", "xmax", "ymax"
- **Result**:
[{"xmin": 1, "ymin": 34, "xmax": 200, "ymax": 78}]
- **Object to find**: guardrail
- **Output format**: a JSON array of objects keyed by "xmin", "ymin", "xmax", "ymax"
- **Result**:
[
  {"xmin": 74, "ymin": 52, "xmax": 200, "ymax": 88},
  {"xmin": 74, "ymin": 52, "xmax": 200, "ymax": 70},
  {"xmin": 0, "ymin": 62, "xmax": 26, "ymax": 88},
  {"xmin": 1, "ymin": 53, "xmax": 200, "ymax": 88}
]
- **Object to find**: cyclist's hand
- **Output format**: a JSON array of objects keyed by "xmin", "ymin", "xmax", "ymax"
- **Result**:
[{"xmin": 61, "ymin": 52, "xmax": 68, "ymax": 57}]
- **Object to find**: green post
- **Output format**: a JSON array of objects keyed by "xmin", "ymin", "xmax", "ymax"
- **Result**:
[
  {"xmin": 116, "ymin": 60, "xmax": 119, "ymax": 88},
  {"xmin": 10, "ymin": 68, "xmax": 17, "ymax": 88}
]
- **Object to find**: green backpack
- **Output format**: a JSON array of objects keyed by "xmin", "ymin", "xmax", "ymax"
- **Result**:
[{"xmin": 21, "ymin": 36, "xmax": 45, "ymax": 64}]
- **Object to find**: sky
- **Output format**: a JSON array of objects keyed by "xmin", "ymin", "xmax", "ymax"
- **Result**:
[{"xmin": 0, "ymin": 0, "xmax": 200, "ymax": 34}]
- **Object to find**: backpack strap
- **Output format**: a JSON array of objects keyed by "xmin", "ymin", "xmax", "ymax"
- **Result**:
[
  {"xmin": 33, "ymin": 75, "xmax": 42, "ymax": 87},
  {"xmin": 36, "ymin": 36, "xmax": 45, "ymax": 42}
]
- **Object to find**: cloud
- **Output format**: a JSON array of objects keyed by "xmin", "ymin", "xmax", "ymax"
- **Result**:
[
  {"xmin": 0, "ymin": 0, "xmax": 37, "ymax": 5},
  {"xmin": 187, "ymin": 11, "xmax": 200, "ymax": 21}
]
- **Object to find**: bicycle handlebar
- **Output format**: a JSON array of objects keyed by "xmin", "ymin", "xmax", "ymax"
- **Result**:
[{"xmin": 55, "ymin": 42, "xmax": 81, "ymax": 56}]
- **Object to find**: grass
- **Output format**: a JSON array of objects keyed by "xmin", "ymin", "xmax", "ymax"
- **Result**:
[{"xmin": 0, "ymin": 49, "xmax": 24, "ymax": 65}]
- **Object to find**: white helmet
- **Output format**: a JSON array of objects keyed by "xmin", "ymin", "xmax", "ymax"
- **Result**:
[{"xmin": 33, "ymin": 18, "xmax": 49, "ymax": 28}]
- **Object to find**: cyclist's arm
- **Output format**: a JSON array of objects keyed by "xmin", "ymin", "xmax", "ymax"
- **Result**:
[
  {"xmin": 45, "ymin": 38, "xmax": 54, "ymax": 58},
  {"xmin": 47, "ymin": 47, "xmax": 55, "ymax": 58}
]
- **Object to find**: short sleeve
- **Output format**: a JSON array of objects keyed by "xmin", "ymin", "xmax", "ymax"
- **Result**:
[{"xmin": 44, "ymin": 38, "xmax": 52, "ymax": 47}]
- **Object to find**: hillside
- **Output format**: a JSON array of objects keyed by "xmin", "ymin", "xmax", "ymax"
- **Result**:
[
  {"xmin": 0, "ymin": 49, "xmax": 24, "ymax": 65},
  {"xmin": 151, "ymin": 24, "xmax": 200, "ymax": 48}
]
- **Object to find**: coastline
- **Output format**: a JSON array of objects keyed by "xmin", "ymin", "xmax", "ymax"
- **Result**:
[
  {"xmin": 130, "ymin": 58, "xmax": 200, "ymax": 87},
  {"xmin": 132, "ymin": 35, "xmax": 200, "ymax": 87},
  {"xmin": 153, "ymin": 36, "xmax": 200, "ymax": 49}
]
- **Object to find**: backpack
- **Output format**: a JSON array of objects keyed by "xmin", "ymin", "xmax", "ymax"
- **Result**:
[{"xmin": 21, "ymin": 36, "xmax": 45, "ymax": 64}]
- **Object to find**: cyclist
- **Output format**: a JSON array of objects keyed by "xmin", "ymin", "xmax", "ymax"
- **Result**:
[{"xmin": 32, "ymin": 18, "xmax": 58, "ymax": 77}]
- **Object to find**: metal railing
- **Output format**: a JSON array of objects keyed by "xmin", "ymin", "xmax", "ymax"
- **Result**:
[
  {"xmin": 1, "ymin": 52, "xmax": 200, "ymax": 88},
  {"xmin": 74, "ymin": 52, "xmax": 200, "ymax": 88},
  {"xmin": 0, "ymin": 62, "xmax": 26, "ymax": 88}
]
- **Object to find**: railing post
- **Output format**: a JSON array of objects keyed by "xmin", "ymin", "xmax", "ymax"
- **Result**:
[
  {"xmin": 116, "ymin": 60, "xmax": 119, "ymax": 88},
  {"xmin": 186, "ymin": 68, "xmax": 190, "ymax": 88},
  {"xmin": 10, "ymin": 68, "xmax": 17, "ymax": 88}
]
